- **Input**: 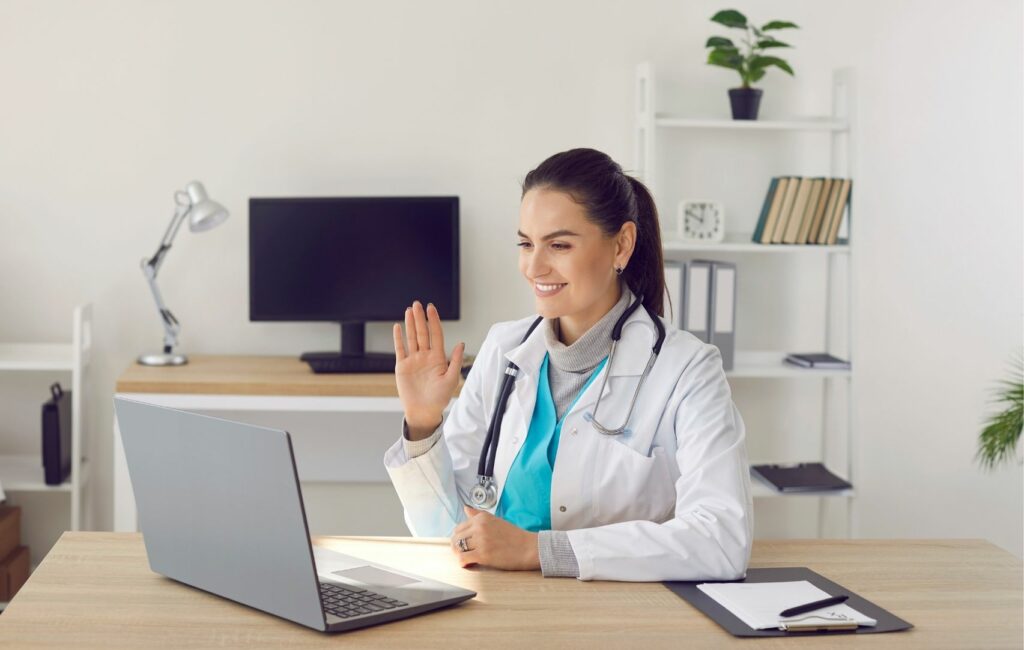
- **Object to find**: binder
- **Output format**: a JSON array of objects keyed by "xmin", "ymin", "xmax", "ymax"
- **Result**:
[
  {"xmin": 664, "ymin": 567, "xmax": 913, "ymax": 637},
  {"xmin": 708, "ymin": 261, "xmax": 736, "ymax": 370},
  {"xmin": 41, "ymin": 383, "xmax": 72, "ymax": 486},
  {"xmin": 680, "ymin": 260, "xmax": 711, "ymax": 343},
  {"xmin": 662, "ymin": 261, "xmax": 684, "ymax": 329}
]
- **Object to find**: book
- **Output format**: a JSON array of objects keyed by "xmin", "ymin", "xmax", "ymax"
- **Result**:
[
  {"xmin": 795, "ymin": 178, "xmax": 824, "ymax": 244},
  {"xmin": 751, "ymin": 178, "xmax": 778, "ymax": 243},
  {"xmin": 816, "ymin": 179, "xmax": 843, "ymax": 244},
  {"xmin": 805, "ymin": 178, "xmax": 834, "ymax": 244},
  {"xmin": 751, "ymin": 462, "xmax": 853, "ymax": 492},
  {"xmin": 825, "ymin": 179, "xmax": 852, "ymax": 245},
  {"xmin": 783, "ymin": 352, "xmax": 851, "ymax": 369},
  {"xmin": 759, "ymin": 177, "xmax": 790, "ymax": 244},
  {"xmin": 769, "ymin": 177, "xmax": 800, "ymax": 244},
  {"xmin": 781, "ymin": 178, "xmax": 813, "ymax": 244}
]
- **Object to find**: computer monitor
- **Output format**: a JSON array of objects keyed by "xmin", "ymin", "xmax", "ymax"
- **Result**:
[{"xmin": 249, "ymin": 196, "xmax": 459, "ymax": 373}]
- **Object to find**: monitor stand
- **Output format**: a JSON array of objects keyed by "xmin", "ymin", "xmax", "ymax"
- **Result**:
[{"xmin": 300, "ymin": 322, "xmax": 396, "ymax": 374}]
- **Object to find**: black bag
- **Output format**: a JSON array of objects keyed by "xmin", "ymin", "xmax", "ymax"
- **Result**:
[{"xmin": 41, "ymin": 383, "xmax": 71, "ymax": 486}]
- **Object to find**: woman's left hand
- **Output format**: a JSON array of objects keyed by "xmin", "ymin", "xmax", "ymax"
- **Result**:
[{"xmin": 451, "ymin": 505, "xmax": 540, "ymax": 571}]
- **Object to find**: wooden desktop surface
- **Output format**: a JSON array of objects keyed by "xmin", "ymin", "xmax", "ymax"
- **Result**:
[
  {"xmin": 0, "ymin": 534, "xmax": 1020, "ymax": 648},
  {"xmin": 116, "ymin": 354, "xmax": 466, "ymax": 397}
]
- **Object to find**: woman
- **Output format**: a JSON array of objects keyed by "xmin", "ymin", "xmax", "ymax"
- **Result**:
[{"xmin": 384, "ymin": 148, "xmax": 752, "ymax": 582}]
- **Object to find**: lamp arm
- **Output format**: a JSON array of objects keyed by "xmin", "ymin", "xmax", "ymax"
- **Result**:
[
  {"xmin": 140, "ymin": 261, "xmax": 181, "ymax": 353},
  {"xmin": 146, "ymin": 195, "xmax": 192, "ymax": 275},
  {"xmin": 140, "ymin": 194, "xmax": 193, "ymax": 353}
]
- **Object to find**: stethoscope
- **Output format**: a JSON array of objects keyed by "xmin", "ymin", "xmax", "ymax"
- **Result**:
[{"xmin": 469, "ymin": 293, "xmax": 667, "ymax": 509}]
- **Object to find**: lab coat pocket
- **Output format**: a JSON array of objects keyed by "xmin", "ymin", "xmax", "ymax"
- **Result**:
[{"xmin": 591, "ymin": 435, "xmax": 676, "ymax": 527}]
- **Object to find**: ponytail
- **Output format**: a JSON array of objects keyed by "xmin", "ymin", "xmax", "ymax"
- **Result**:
[{"xmin": 624, "ymin": 175, "xmax": 667, "ymax": 318}]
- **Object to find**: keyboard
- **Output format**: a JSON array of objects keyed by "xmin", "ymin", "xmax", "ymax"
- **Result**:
[
  {"xmin": 301, "ymin": 353, "xmax": 396, "ymax": 374},
  {"xmin": 319, "ymin": 582, "xmax": 408, "ymax": 619}
]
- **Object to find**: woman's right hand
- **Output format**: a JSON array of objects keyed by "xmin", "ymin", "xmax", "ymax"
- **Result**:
[{"xmin": 393, "ymin": 300, "xmax": 465, "ymax": 440}]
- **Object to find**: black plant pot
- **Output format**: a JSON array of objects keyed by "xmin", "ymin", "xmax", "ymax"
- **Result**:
[{"xmin": 728, "ymin": 87, "xmax": 763, "ymax": 120}]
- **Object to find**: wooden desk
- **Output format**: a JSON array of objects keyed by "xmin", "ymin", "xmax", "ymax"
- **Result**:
[
  {"xmin": 1, "ymin": 534, "xmax": 1020, "ymax": 648},
  {"xmin": 116, "ymin": 354, "xmax": 410, "ymax": 397},
  {"xmin": 113, "ymin": 355, "xmax": 463, "ymax": 531}
]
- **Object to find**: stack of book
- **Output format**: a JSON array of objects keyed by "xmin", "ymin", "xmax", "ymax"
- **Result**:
[
  {"xmin": 750, "ymin": 462, "xmax": 852, "ymax": 492},
  {"xmin": 752, "ymin": 177, "xmax": 852, "ymax": 245},
  {"xmin": 783, "ymin": 353, "xmax": 851, "ymax": 370}
]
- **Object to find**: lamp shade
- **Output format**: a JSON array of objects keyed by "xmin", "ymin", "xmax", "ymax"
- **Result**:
[{"xmin": 184, "ymin": 181, "xmax": 229, "ymax": 232}]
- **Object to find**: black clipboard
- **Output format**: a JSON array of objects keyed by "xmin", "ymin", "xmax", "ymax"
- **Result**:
[{"xmin": 663, "ymin": 567, "xmax": 913, "ymax": 637}]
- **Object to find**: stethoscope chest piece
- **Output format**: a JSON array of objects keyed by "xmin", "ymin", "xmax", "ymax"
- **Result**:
[{"xmin": 470, "ymin": 475, "xmax": 498, "ymax": 509}]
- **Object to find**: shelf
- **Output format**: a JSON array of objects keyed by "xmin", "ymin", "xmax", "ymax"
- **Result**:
[
  {"xmin": 725, "ymin": 351, "xmax": 850, "ymax": 379},
  {"xmin": 655, "ymin": 115, "xmax": 848, "ymax": 132},
  {"xmin": 663, "ymin": 233, "xmax": 850, "ymax": 254},
  {"xmin": 0, "ymin": 344, "xmax": 75, "ymax": 371},
  {"xmin": 750, "ymin": 469, "xmax": 854, "ymax": 498},
  {"xmin": 0, "ymin": 454, "xmax": 88, "ymax": 492}
]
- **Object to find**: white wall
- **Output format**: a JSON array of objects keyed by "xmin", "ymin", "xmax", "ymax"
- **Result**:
[{"xmin": 0, "ymin": 0, "xmax": 1019, "ymax": 559}]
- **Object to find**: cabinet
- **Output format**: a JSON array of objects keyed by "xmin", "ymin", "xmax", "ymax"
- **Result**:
[
  {"xmin": 635, "ymin": 62, "xmax": 856, "ymax": 536},
  {"xmin": 0, "ymin": 303, "xmax": 92, "ymax": 586}
]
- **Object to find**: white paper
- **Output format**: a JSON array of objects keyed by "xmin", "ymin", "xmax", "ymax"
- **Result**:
[{"xmin": 697, "ymin": 580, "xmax": 878, "ymax": 631}]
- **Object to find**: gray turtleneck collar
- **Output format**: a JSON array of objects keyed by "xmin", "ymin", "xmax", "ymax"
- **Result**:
[{"xmin": 543, "ymin": 284, "xmax": 634, "ymax": 374}]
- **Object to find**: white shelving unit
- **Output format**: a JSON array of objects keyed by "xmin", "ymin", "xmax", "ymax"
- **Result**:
[
  {"xmin": 635, "ymin": 62, "xmax": 856, "ymax": 536},
  {"xmin": 0, "ymin": 304, "xmax": 92, "ymax": 607}
]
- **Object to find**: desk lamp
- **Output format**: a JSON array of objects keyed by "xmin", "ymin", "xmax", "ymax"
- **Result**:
[{"xmin": 137, "ymin": 181, "xmax": 229, "ymax": 366}]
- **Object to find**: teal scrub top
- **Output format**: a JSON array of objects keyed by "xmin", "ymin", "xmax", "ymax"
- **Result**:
[{"xmin": 496, "ymin": 352, "xmax": 609, "ymax": 532}]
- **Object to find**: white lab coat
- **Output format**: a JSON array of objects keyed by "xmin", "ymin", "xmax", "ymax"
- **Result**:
[{"xmin": 383, "ymin": 305, "xmax": 753, "ymax": 582}]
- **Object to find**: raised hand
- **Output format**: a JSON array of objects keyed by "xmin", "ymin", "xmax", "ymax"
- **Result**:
[{"xmin": 393, "ymin": 301, "xmax": 465, "ymax": 440}]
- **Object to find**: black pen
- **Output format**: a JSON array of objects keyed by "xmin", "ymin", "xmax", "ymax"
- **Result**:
[{"xmin": 779, "ymin": 595, "xmax": 849, "ymax": 617}]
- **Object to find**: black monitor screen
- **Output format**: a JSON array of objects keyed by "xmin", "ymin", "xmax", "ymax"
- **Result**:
[{"xmin": 249, "ymin": 197, "xmax": 459, "ymax": 322}]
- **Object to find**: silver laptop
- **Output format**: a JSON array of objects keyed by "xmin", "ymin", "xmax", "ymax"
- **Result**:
[{"xmin": 113, "ymin": 397, "xmax": 475, "ymax": 632}]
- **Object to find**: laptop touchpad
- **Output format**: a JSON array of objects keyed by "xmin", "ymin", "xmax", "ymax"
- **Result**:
[{"xmin": 333, "ymin": 566, "xmax": 420, "ymax": 588}]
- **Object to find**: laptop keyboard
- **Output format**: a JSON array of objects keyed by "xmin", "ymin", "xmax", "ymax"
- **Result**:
[{"xmin": 320, "ymin": 582, "xmax": 408, "ymax": 619}]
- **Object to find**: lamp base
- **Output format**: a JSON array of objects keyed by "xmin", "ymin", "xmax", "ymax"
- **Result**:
[{"xmin": 137, "ymin": 352, "xmax": 188, "ymax": 366}]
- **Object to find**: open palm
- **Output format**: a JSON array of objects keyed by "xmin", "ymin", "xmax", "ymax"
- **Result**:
[{"xmin": 393, "ymin": 301, "xmax": 465, "ymax": 432}]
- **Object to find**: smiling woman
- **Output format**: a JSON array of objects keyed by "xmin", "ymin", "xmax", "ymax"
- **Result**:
[{"xmin": 385, "ymin": 148, "xmax": 753, "ymax": 582}]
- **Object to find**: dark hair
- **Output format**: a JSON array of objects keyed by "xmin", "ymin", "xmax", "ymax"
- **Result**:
[{"xmin": 522, "ymin": 148, "xmax": 667, "ymax": 318}]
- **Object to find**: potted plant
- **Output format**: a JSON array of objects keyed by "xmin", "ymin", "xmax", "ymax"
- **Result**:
[
  {"xmin": 977, "ymin": 355, "xmax": 1023, "ymax": 470},
  {"xmin": 705, "ymin": 9, "xmax": 799, "ymax": 120}
]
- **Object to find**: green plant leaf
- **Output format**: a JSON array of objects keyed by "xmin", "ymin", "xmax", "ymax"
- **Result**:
[
  {"xmin": 711, "ymin": 9, "xmax": 747, "ymax": 29},
  {"xmin": 705, "ymin": 36, "xmax": 735, "ymax": 48},
  {"xmin": 707, "ymin": 48, "xmax": 744, "ymax": 71},
  {"xmin": 750, "ymin": 55, "xmax": 795, "ymax": 75},
  {"xmin": 749, "ymin": 68, "xmax": 766, "ymax": 83},
  {"xmin": 762, "ymin": 20, "xmax": 799, "ymax": 30},
  {"xmin": 757, "ymin": 39, "xmax": 792, "ymax": 49},
  {"xmin": 977, "ymin": 356, "xmax": 1023, "ymax": 470}
]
